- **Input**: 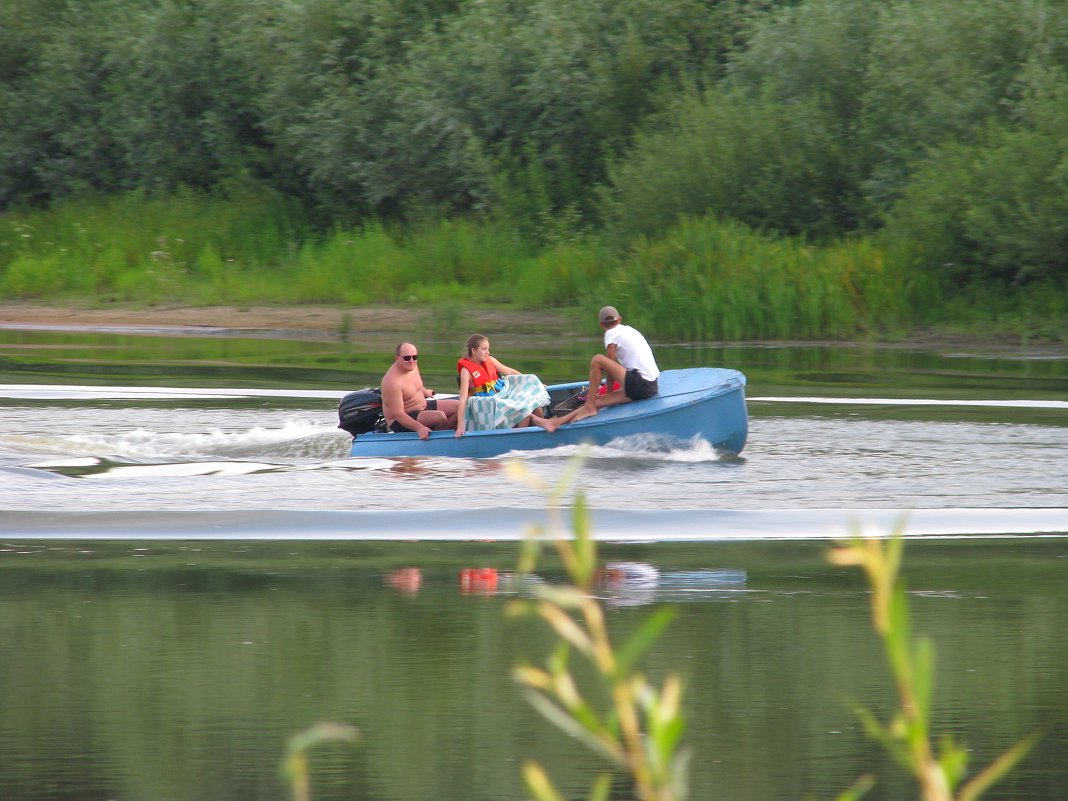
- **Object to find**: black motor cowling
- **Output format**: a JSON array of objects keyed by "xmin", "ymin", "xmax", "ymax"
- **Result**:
[{"xmin": 338, "ymin": 388, "xmax": 385, "ymax": 437}]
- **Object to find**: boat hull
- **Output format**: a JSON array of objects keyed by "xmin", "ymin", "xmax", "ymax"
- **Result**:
[{"xmin": 346, "ymin": 367, "xmax": 748, "ymax": 459}]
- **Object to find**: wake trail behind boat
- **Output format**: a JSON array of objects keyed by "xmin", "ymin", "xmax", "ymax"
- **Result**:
[
  {"xmin": 0, "ymin": 384, "xmax": 349, "ymax": 401},
  {"xmin": 2, "ymin": 420, "xmax": 352, "ymax": 461},
  {"xmin": 1, "ymin": 507, "xmax": 1065, "ymax": 540}
]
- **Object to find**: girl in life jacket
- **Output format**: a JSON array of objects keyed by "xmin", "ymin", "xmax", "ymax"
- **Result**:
[{"xmin": 455, "ymin": 334, "xmax": 552, "ymax": 437}]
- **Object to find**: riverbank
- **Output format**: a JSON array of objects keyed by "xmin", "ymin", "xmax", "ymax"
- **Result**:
[
  {"xmin": 0, "ymin": 301, "xmax": 1064, "ymax": 359},
  {"xmin": 0, "ymin": 302, "xmax": 573, "ymax": 341}
]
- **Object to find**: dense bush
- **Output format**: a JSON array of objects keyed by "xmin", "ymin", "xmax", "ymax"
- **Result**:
[
  {"xmin": 2, "ymin": 0, "xmax": 1067, "ymax": 336},
  {"xmin": 0, "ymin": 0, "xmax": 731, "ymax": 220},
  {"xmin": 601, "ymin": 85, "xmax": 856, "ymax": 240},
  {"xmin": 883, "ymin": 68, "xmax": 1068, "ymax": 287}
]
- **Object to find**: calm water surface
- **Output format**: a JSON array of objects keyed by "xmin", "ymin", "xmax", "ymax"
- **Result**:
[{"xmin": 1, "ymin": 326, "xmax": 1067, "ymax": 800}]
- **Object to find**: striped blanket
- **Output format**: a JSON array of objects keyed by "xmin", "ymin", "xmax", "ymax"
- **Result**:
[{"xmin": 464, "ymin": 374, "xmax": 551, "ymax": 431}]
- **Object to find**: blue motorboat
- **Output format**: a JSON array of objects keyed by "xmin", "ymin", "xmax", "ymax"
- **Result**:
[{"xmin": 340, "ymin": 367, "xmax": 748, "ymax": 459}]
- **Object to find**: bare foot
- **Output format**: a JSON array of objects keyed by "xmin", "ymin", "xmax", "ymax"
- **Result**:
[
  {"xmin": 532, "ymin": 416, "xmax": 559, "ymax": 433},
  {"xmin": 572, "ymin": 404, "xmax": 598, "ymax": 422}
]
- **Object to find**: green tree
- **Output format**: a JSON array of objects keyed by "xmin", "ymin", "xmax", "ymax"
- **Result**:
[
  {"xmin": 723, "ymin": 0, "xmax": 879, "ymax": 229},
  {"xmin": 859, "ymin": 0, "xmax": 1068, "ymax": 211},
  {"xmin": 252, "ymin": 0, "xmax": 465, "ymax": 220},
  {"xmin": 0, "ymin": 3, "xmax": 123, "ymax": 206},
  {"xmin": 601, "ymin": 84, "xmax": 853, "ymax": 241},
  {"xmin": 884, "ymin": 67, "xmax": 1068, "ymax": 286},
  {"xmin": 101, "ymin": 0, "xmax": 267, "ymax": 193}
]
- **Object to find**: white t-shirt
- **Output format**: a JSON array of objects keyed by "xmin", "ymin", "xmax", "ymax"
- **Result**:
[{"xmin": 605, "ymin": 324, "xmax": 660, "ymax": 381}]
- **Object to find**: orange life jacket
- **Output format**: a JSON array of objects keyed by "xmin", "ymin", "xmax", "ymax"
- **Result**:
[{"xmin": 457, "ymin": 357, "xmax": 503, "ymax": 395}]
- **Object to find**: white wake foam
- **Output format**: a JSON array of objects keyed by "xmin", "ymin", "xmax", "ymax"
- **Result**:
[
  {"xmin": 0, "ymin": 384, "xmax": 348, "ymax": 401},
  {"xmin": 8, "ymin": 420, "xmax": 350, "ymax": 460}
]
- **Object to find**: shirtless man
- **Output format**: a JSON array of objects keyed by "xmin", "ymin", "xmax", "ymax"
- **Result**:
[{"xmin": 381, "ymin": 342, "xmax": 459, "ymax": 440}]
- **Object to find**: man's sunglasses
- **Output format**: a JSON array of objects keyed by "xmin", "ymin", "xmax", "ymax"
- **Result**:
[{"xmin": 401, "ymin": 354, "xmax": 418, "ymax": 362}]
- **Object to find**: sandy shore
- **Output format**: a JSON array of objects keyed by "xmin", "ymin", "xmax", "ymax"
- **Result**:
[
  {"xmin": 0, "ymin": 302, "xmax": 570, "ymax": 342},
  {"xmin": 0, "ymin": 301, "xmax": 1062, "ymax": 357}
]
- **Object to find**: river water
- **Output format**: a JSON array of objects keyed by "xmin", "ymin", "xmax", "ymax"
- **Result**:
[{"xmin": 1, "ymin": 326, "xmax": 1067, "ymax": 801}]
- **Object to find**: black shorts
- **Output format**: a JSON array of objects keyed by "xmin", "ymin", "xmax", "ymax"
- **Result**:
[
  {"xmin": 388, "ymin": 398, "xmax": 437, "ymax": 433},
  {"xmin": 624, "ymin": 369, "xmax": 659, "ymax": 401}
]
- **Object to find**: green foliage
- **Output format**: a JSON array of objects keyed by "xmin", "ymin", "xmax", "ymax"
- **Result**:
[
  {"xmin": 504, "ymin": 463, "xmax": 1039, "ymax": 801},
  {"xmin": 883, "ymin": 67, "xmax": 1068, "ymax": 287},
  {"xmin": 512, "ymin": 236, "xmax": 606, "ymax": 309},
  {"xmin": 7, "ymin": 190, "xmax": 1061, "ymax": 341},
  {"xmin": 608, "ymin": 216, "xmax": 911, "ymax": 340},
  {"xmin": 602, "ymin": 84, "xmax": 856, "ymax": 241},
  {"xmin": 857, "ymin": 0, "xmax": 1068, "ymax": 211},
  {"xmin": 507, "ymin": 456, "xmax": 691, "ymax": 801},
  {"xmin": 242, "ymin": 0, "xmax": 726, "ymax": 222},
  {"xmin": 288, "ymin": 226, "xmax": 389, "ymax": 305},
  {"xmin": 2, "ymin": 253, "xmax": 72, "ymax": 296},
  {"xmin": 0, "ymin": 189, "xmax": 310, "ymax": 300},
  {"xmin": 726, "ymin": 0, "xmax": 877, "ymax": 130},
  {"xmin": 421, "ymin": 0, "xmax": 725, "ymax": 219},
  {"xmin": 0, "ymin": 0, "xmax": 275, "ymax": 206},
  {"xmin": 281, "ymin": 722, "xmax": 359, "ymax": 801},
  {"xmin": 829, "ymin": 532, "xmax": 1041, "ymax": 801},
  {"xmin": 3, "ymin": 0, "xmax": 1068, "ymax": 306}
]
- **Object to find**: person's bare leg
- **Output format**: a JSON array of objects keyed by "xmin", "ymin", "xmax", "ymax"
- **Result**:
[
  {"xmin": 417, "ymin": 410, "xmax": 450, "ymax": 430},
  {"xmin": 543, "ymin": 357, "xmax": 629, "ymax": 433},
  {"xmin": 570, "ymin": 403, "xmax": 600, "ymax": 422},
  {"xmin": 539, "ymin": 399, "xmax": 599, "ymax": 432},
  {"xmin": 435, "ymin": 398, "xmax": 460, "ymax": 429},
  {"xmin": 581, "ymin": 355, "xmax": 628, "ymax": 416},
  {"xmin": 592, "ymin": 388, "xmax": 630, "ymax": 409},
  {"xmin": 539, "ymin": 405, "xmax": 579, "ymax": 433},
  {"xmin": 582, "ymin": 356, "xmax": 609, "ymax": 413}
]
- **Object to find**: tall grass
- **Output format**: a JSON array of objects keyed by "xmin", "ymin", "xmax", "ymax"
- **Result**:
[
  {"xmin": 0, "ymin": 189, "xmax": 311, "ymax": 302},
  {"xmin": 3, "ymin": 192, "xmax": 1060, "ymax": 341},
  {"xmin": 614, "ymin": 216, "xmax": 914, "ymax": 341}
]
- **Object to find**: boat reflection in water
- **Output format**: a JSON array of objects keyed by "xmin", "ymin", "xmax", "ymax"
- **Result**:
[
  {"xmin": 384, "ymin": 566, "xmax": 423, "ymax": 595},
  {"xmin": 596, "ymin": 562, "xmax": 748, "ymax": 607},
  {"xmin": 451, "ymin": 561, "xmax": 746, "ymax": 607}
]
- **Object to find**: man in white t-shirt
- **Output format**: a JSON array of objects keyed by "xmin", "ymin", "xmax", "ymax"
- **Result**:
[{"xmin": 543, "ymin": 305, "xmax": 660, "ymax": 432}]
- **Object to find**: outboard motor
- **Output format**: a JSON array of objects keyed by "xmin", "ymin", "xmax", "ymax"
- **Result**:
[{"xmin": 338, "ymin": 388, "xmax": 385, "ymax": 437}]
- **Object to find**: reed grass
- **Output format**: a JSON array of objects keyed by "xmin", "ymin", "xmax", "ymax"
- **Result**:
[
  {"xmin": 614, "ymin": 216, "xmax": 913, "ymax": 341},
  {"xmin": 3, "ymin": 192, "xmax": 1060, "ymax": 342},
  {"xmin": 0, "ymin": 189, "xmax": 311, "ymax": 302},
  {"xmin": 829, "ymin": 529, "xmax": 1040, "ymax": 801},
  {"xmin": 281, "ymin": 722, "xmax": 359, "ymax": 801},
  {"xmin": 506, "ymin": 454, "xmax": 691, "ymax": 801}
]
